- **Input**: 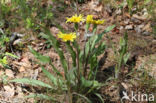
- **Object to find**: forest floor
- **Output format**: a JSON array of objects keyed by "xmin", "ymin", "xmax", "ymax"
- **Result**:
[{"xmin": 0, "ymin": 0, "xmax": 156, "ymax": 103}]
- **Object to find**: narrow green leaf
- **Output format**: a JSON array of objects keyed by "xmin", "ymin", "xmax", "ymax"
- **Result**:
[
  {"xmin": 49, "ymin": 62, "xmax": 62, "ymax": 77},
  {"xmin": 123, "ymin": 53, "xmax": 130, "ymax": 64},
  {"xmin": 44, "ymin": 28, "xmax": 68, "ymax": 73},
  {"xmin": 67, "ymin": 67, "xmax": 77, "ymax": 85},
  {"xmin": 94, "ymin": 93, "xmax": 104, "ymax": 103},
  {"xmin": 85, "ymin": 40, "xmax": 91, "ymax": 57},
  {"xmin": 28, "ymin": 46, "xmax": 39, "ymax": 56},
  {"xmin": 42, "ymin": 67, "xmax": 57, "ymax": 86},
  {"xmin": 81, "ymin": 76, "xmax": 93, "ymax": 87},
  {"xmin": 93, "ymin": 42, "xmax": 106, "ymax": 56},
  {"xmin": 91, "ymin": 35, "xmax": 98, "ymax": 50},
  {"xmin": 0, "ymin": 56, "xmax": 8, "ymax": 65},
  {"xmin": 95, "ymin": 25, "xmax": 116, "ymax": 44},
  {"xmin": 72, "ymin": 40, "xmax": 80, "ymax": 53},
  {"xmin": 25, "ymin": 93, "xmax": 56, "ymax": 101},
  {"xmin": 10, "ymin": 78, "xmax": 52, "ymax": 88},
  {"xmin": 73, "ymin": 92, "xmax": 92, "ymax": 103},
  {"xmin": 86, "ymin": 80, "xmax": 102, "ymax": 94},
  {"xmin": 66, "ymin": 42, "xmax": 76, "ymax": 67},
  {"xmin": 83, "ymin": 25, "xmax": 115, "ymax": 60},
  {"xmin": 5, "ymin": 52, "xmax": 19, "ymax": 59},
  {"xmin": 37, "ymin": 55, "xmax": 51, "ymax": 63},
  {"xmin": 29, "ymin": 46, "xmax": 51, "ymax": 63}
]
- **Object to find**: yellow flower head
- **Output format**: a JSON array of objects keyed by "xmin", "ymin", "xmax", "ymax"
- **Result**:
[
  {"xmin": 86, "ymin": 15, "xmax": 105, "ymax": 25},
  {"xmin": 86, "ymin": 15, "xmax": 94, "ymax": 23},
  {"xmin": 66, "ymin": 14, "xmax": 84, "ymax": 23},
  {"xmin": 92, "ymin": 20, "xmax": 105, "ymax": 25},
  {"xmin": 57, "ymin": 32, "xmax": 76, "ymax": 42}
]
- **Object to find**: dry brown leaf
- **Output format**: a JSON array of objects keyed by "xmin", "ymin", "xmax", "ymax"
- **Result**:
[
  {"xmin": 31, "ymin": 69, "xmax": 39, "ymax": 79},
  {"xmin": 125, "ymin": 13, "xmax": 131, "ymax": 18},
  {"xmin": 88, "ymin": 0, "xmax": 103, "ymax": 12},
  {"xmin": 135, "ymin": 54, "xmax": 156, "ymax": 79},
  {"xmin": 15, "ymin": 86, "xmax": 25, "ymax": 99},
  {"xmin": 121, "ymin": 82, "xmax": 129, "ymax": 90},
  {"xmin": 48, "ymin": 52, "xmax": 59, "ymax": 61},
  {"xmin": 50, "ymin": 27, "xmax": 60, "ymax": 37},
  {"xmin": 132, "ymin": 14, "xmax": 148, "ymax": 20},
  {"xmin": 143, "ymin": 23, "xmax": 152, "ymax": 32},
  {"xmin": 19, "ymin": 66, "xmax": 25, "ymax": 72},
  {"xmin": 3, "ymin": 85, "xmax": 15, "ymax": 98},
  {"xmin": 13, "ymin": 54, "xmax": 32, "ymax": 71},
  {"xmin": 5, "ymin": 69, "xmax": 14, "ymax": 78}
]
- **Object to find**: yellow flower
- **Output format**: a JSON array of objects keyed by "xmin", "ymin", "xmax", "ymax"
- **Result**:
[
  {"xmin": 86, "ymin": 15, "xmax": 105, "ymax": 25},
  {"xmin": 57, "ymin": 32, "xmax": 76, "ymax": 42},
  {"xmin": 92, "ymin": 20, "xmax": 105, "ymax": 25},
  {"xmin": 66, "ymin": 14, "xmax": 84, "ymax": 23},
  {"xmin": 86, "ymin": 15, "xmax": 94, "ymax": 23}
]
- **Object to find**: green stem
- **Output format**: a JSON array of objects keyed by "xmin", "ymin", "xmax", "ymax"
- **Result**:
[
  {"xmin": 73, "ymin": 41, "xmax": 81, "ymax": 92},
  {"xmin": 83, "ymin": 41, "xmax": 91, "ymax": 77},
  {"xmin": 77, "ymin": 46, "xmax": 80, "ymax": 85},
  {"xmin": 93, "ymin": 24, "xmax": 97, "ymax": 35},
  {"xmin": 85, "ymin": 23, "xmax": 90, "ymax": 33},
  {"xmin": 74, "ymin": 23, "xmax": 78, "ymax": 32},
  {"xmin": 67, "ymin": 85, "xmax": 73, "ymax": 103},
  {"xmin": 116, "ymin": 52, "xmax": 124, "ymax": 78}
]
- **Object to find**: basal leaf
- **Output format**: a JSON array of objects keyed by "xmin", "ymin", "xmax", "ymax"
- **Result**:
[
  {"xmin": 5, "ymin": 52, "xmax": 19, "ymax": 59},
  {"xmin": 42, "ymin": 67, "xmax": 57, "ymax": 86},
  {"xmin": 49, "ymin": 63, "xmax": 62, "ymax": 77},
  {"xmin": 10, "ymin": 78, "xmax": 52, "ymax": 88},
  {"xmin": 29, "ymin": 46, "xmax": 51, "ymax": 63},
  {"xmin": 25, "ymin": 93, "xmax": 56, "ymax": 101}
]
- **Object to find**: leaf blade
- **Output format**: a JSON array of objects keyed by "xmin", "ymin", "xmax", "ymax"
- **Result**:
[{"xmin": 10, "ymin": 78, "xmax": 52, "ymax": 88}]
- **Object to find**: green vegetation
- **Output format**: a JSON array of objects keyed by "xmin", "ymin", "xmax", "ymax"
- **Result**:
[
  {"xmin": 11, "ymin": 13, "xmax": 115, "ymax": 102},
  {"xmin": 0, "ymin": 0, "xmax": 155, "ymax": 103}
]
